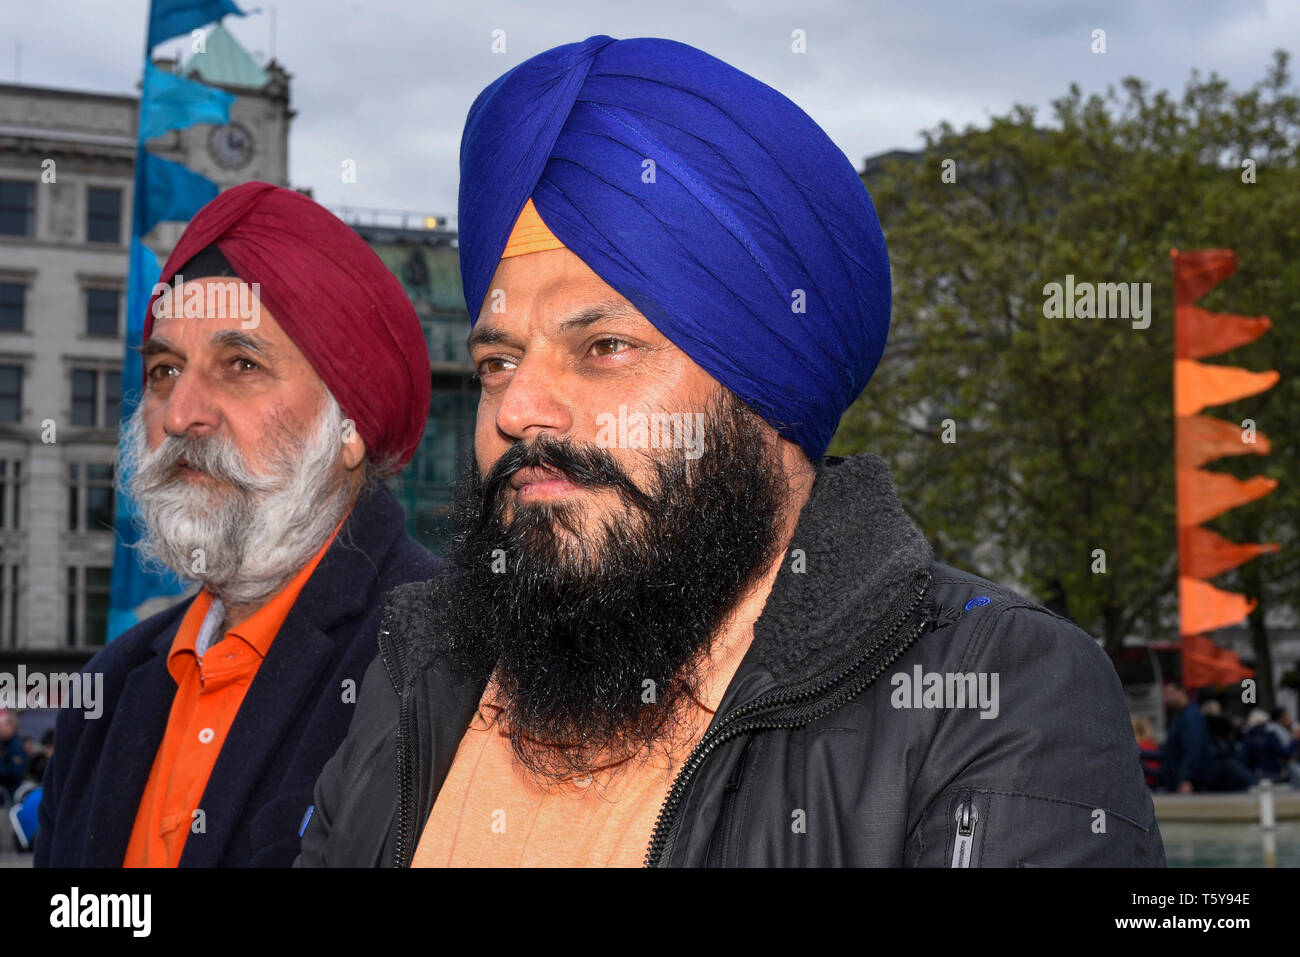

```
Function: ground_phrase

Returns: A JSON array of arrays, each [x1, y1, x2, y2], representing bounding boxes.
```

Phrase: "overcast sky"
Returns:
[[5, 0, 1297, 217]]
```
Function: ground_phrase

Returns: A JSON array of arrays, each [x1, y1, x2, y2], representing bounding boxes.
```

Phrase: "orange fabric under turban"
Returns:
[[501, 198, 566, 258]]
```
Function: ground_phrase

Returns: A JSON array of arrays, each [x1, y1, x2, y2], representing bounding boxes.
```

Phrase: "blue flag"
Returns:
[[108, 0, 239, 641], [139, 60, 235, 142], [107, 239, 190, 641], [148, 0, 247, 50], [138, 151, 219, 236]]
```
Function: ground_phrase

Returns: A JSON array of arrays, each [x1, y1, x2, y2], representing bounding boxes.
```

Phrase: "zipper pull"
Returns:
[[951, 801, 978, 867]]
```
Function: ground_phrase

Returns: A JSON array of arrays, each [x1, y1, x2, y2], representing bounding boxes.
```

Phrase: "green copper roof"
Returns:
[[182, 23, 269, 91]]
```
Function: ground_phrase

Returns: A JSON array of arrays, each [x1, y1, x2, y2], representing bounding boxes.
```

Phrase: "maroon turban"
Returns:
[[144, 181, 431, 470]]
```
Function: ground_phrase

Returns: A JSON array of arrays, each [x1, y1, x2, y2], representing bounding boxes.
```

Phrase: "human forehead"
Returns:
[[473, 248, 662, 342], [481, 248, 633, 314], [149, 277, 294, 349]]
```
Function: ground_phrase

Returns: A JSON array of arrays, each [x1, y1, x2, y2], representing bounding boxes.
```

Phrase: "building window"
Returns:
[[0, 181, 35, 237], [0, 565, 18, 648], [0, 459, 21, 530], [86, 288, 120, 337], [0, 365, 20, 423], [68, 462, 115, 532], [0, 283, 23, 331], [67, 565, 111, 647], [70, 367, 121, 427], [106, 370, 121, 425], [86, 187, 123, 244], [71, 370, 96, 426]]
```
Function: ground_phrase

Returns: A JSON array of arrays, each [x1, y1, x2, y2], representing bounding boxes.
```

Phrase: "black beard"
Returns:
[[441, 390, 792, 783]]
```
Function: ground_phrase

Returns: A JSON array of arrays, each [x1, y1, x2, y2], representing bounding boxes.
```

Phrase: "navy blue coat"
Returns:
[[1162, 702, 1212, 789], [36, 482, 440, 867]]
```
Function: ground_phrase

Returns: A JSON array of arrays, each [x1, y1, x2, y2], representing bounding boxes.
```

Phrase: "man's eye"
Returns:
[[590, 338, 630, 357], [147, 363, 177, 381], [476, 357, 516, 376], [231, 357, 261, 373]]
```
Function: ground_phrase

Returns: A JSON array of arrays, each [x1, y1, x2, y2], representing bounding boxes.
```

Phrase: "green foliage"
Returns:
[[835, 51, 1300, 659]]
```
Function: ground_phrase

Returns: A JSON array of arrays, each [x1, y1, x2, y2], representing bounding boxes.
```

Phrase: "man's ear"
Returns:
[[341, 417, 367, 471]]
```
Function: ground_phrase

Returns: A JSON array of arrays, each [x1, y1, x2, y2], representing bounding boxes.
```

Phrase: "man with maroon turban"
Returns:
[[36, 182, 438, 867]]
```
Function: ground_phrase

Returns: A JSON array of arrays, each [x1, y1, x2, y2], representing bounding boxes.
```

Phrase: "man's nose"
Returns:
[[493, 355, 574, 442], [161, 368, 221, 438]]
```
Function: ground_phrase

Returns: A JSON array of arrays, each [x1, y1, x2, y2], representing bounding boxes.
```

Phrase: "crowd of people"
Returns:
[[1136, 684, 1300, 793], [0, 709, 50, 852]]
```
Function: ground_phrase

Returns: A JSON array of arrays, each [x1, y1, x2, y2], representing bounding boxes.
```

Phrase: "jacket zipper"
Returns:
[[951, 800, 978, 867], [377, 609, 416, 868], [704, 737, 751, 867], [643, 568, 934, 867]]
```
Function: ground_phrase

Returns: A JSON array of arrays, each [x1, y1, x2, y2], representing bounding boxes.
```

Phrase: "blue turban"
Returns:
[[458, 35, 891, 460]]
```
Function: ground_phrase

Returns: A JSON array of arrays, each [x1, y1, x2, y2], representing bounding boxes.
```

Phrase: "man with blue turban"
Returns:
[[300, 36, 1163, 867]]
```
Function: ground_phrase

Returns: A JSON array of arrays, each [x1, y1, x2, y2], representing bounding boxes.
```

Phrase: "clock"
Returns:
[[207, 122, 255, 170]]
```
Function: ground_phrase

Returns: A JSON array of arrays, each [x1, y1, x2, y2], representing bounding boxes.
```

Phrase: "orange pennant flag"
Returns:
[[1175, 305, 1272, 360], [1171, 248, 1238, 306], [1180, 577, 1257, 636], [1175, 414, 1271, 468], [1176, 469, 1278, 526], [1179, 525, 1280, 579], [1182, 633, 1254, 690], [1174, 359, 1280, 416]]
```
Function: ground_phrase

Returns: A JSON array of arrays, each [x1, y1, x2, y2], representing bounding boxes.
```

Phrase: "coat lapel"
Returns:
[[82, 608, 189, 866], [182, 611, 337, 865]]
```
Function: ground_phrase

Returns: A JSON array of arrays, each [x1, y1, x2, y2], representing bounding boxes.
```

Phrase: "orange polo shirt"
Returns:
[[411, 622, 754, 867], [123, 516, 346, 867]]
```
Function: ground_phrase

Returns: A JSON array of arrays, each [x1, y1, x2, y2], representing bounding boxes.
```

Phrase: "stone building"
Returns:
[[348, 215, 476, 553]]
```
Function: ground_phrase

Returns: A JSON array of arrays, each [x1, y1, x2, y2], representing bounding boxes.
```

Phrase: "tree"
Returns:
[[836, 51, 1300, 673]]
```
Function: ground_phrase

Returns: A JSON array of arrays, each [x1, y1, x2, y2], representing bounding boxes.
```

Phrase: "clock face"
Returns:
[[207, 122, 255, 170]]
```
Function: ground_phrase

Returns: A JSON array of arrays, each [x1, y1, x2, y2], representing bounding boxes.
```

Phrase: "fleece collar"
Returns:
[[745, 453, 935, 689]]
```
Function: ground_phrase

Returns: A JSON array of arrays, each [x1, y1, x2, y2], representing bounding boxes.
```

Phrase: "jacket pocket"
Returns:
[[703, 736, 753, 868], [915, 787, 1160, 867]]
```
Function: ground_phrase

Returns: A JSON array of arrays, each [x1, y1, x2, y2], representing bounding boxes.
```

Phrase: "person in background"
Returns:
[[1266, 708, 1293, 757], [1288, 719, 1300, 789], [1163, 685, 1253, 793], [1242, 708, 1290, 783], [1132, 715, 1161, 789], [0, 710, 28, 800], [26, 730, 53, 785]]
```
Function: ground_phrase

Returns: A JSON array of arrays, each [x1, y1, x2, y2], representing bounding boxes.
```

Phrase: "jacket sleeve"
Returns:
[[905, 606, 1165, 867], [295, 649, 397, 867]]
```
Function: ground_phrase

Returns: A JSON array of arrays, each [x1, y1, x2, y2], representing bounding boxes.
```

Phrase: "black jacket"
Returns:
[[298, 455, 1165, 867], [36, 482, 440, 867]]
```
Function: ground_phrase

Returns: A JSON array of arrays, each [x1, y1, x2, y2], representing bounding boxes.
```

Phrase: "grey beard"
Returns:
[[118, 393, 355, 607]]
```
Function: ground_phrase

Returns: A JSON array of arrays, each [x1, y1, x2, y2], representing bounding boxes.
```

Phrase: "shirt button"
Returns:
[[198, 728, 215, 744]]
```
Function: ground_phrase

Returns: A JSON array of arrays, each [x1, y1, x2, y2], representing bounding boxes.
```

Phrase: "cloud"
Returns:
[[6, 0, 1295, 215]]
